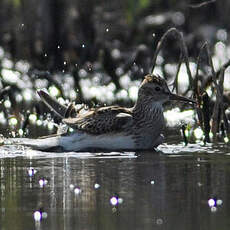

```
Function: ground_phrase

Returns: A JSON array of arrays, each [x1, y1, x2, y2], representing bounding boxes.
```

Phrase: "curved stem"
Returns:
[[151, 27, 193, 88]]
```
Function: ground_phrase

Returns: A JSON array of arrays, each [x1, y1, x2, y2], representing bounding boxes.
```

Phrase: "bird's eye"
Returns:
[[155, 86, 161, 91]]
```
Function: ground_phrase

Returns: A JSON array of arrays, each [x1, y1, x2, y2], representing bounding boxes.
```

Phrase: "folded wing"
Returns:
[[63, 106, 133, 135]]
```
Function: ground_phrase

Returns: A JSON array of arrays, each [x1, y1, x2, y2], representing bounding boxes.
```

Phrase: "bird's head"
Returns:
[[138, 74, 196, 104]]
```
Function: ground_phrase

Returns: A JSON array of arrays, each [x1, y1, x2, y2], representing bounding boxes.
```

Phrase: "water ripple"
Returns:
[[0, 140, 229, 159]]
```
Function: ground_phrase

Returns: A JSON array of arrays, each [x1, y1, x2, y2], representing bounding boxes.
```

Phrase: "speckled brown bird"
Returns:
[[22, 74, 196, 152]]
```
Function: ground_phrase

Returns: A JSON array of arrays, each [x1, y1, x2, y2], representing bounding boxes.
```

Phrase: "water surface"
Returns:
[[0, 142, 230, 230]]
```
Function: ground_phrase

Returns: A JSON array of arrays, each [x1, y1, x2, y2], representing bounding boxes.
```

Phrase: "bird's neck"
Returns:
[[131, 97, 165, 146], [132, 97, 163, 119]]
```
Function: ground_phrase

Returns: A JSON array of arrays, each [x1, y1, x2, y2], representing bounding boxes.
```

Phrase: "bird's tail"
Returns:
[[37, 89, 77, 118], [7, 135, 63, 152]]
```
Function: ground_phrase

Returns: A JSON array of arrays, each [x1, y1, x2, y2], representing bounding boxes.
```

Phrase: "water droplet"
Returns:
[[111, 49, 120, 59], [39, 178, 48, 188], [172, 12, 185, 25], [208, 198, 216, 207], [211, 206, 217, 212], [115, 67, 124, 76], [48, 86, 60, 97], [110, 196, 118, 206], [28, 167, 37, 177], [69, 184, 75, 190], [224, 137, 229, 143], [33, 210, 48, 221], [47, 122, 55, 131], [78, 69, 87, 78], [74, 187, 81, 195], [33, 211, 42, 221], [216, 29, 227, 41], [194, 128, 203, 139], [184, 129, 189, 138], [69, 128, 74, 132], [11, 131, 16, 138], [42, 212, 48, 219], [112, 207, 117, 213], [129, 86, 138, 101], [29, 114, 37, 124], [9, 117, 17, 126], [36, 119, 42, 126], [118, 198, 123, 204], [216, 199, 223, 206], [18, 129, 24, 136], [2, 69, 19, 83], [156, 218, 163, 225], [22, 88, 34, 102], [197, 182, 202, 187], [94, 183, 100, 189], [0, 135, 5, 145], [4, 100, 11, 108], [15, 94, 23, 102]]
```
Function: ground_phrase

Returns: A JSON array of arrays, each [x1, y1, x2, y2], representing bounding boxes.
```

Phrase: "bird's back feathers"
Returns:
[[63, 106, 133, 135]]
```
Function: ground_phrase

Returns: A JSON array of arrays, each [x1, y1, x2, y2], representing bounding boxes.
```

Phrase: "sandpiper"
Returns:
[[24, 74, 196, 151]]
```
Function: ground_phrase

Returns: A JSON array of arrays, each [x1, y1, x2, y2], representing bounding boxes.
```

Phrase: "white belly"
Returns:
[[12, 131, 163, 151], [14, 132, 136, 151], [59, 132, 136, 151]]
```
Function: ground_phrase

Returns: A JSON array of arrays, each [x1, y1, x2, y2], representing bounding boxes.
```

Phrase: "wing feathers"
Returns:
[[37, 89, 133, 135], [63, 107, 133, 134]]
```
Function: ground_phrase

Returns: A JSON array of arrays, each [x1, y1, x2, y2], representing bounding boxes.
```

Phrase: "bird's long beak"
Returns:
[[169, 93, 196, 104]]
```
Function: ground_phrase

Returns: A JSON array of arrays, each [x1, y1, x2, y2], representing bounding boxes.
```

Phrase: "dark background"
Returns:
[[0, 0, 229, 74], [0, 0, 229, 138]]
